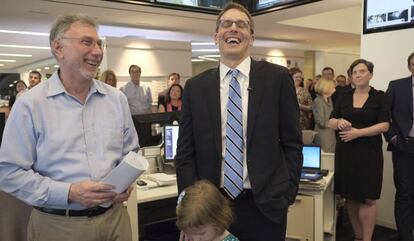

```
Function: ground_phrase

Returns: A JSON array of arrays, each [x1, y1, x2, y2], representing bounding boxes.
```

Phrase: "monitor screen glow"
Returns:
[[164, 125, 179, 161], [302, 145, 321, 169]]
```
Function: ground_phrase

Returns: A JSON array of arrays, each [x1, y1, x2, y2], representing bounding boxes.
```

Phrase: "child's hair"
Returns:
[[176, 180, 233, 235]]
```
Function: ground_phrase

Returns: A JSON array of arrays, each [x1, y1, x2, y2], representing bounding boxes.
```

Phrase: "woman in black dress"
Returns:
[[328, 59, 390, 241]]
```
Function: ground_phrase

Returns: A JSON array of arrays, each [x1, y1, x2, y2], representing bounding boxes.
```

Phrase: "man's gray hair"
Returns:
[[49, 13, 98, 49]]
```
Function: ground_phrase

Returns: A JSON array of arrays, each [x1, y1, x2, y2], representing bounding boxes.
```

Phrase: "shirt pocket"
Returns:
[[102, 125, 123, 154]]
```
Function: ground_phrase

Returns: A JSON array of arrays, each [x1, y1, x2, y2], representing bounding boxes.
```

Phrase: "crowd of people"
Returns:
[[1, 3, 414, 241]]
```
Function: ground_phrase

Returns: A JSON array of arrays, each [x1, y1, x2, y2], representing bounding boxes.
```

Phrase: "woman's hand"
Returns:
[[337, 118, 352, 131], [339, 128, 361, 142]]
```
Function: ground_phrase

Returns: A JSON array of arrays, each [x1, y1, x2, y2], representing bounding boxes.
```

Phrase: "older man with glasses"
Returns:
[[0, 13, 139, 241]]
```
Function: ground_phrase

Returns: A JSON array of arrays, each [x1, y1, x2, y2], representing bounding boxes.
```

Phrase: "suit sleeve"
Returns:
[[278, 71, 303, 204], [174, 81, 197, 192], [384, 82, 397, 141]]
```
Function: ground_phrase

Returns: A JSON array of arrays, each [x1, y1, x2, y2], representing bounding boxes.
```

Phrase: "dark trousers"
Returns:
[[392, 143, 414, 241], [227, 193, 287, 241]]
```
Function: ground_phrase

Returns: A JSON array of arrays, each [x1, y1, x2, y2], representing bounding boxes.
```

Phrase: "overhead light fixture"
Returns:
[[54, 65, 59, 68], [0, 29, 49, 36], [191, 59, 204, 62], [192, 49, 219, 52], [0, 44, 50, 50], [0, 59, 16, 62], [198, 56, 219, 62], [0, 64, 5, 67], [36, 68, 41, 71], [44, 67, 50, 70], [202, 54, 221, 58], [191, 42, 215, 46], [9, 84, 14, 87], [0, 53, 32, 57]]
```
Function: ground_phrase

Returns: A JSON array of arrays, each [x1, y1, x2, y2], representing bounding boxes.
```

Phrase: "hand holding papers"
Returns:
[[100, 151, 148, 208]]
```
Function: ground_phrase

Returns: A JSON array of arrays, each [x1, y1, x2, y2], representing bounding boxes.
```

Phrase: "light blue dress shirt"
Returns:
[[0, 71, 139, 210], [120, 81, 152, 115]]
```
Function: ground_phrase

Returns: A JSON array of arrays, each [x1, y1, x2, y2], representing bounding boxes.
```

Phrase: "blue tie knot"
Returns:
[[228, 69, 240, 79]]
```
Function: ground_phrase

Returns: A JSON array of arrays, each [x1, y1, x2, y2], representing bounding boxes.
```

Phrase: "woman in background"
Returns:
[[328, 59, 390, 241], [8, 80, 27, 109], [158, 84, 183, 112], [100, 70, 117, 88], [290, 67, 312, 130], [312, 78, 336, 153]]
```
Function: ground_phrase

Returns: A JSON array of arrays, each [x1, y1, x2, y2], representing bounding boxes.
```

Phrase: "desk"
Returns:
[[286, 172, 335, 241], [127, 173, 335, 241]]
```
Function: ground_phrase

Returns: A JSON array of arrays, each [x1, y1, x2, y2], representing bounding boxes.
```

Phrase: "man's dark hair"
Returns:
[[349, 59, 374, 74], [128, 65, 141, 74], [30, 70, 42, 80], [215, 2, 254, 34], [169, 72, 180, 80], [322, 67, 334, 75], [408, 52, 414, 66]]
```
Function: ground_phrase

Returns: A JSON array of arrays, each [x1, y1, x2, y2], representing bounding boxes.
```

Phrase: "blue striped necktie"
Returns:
[[224, 69, 244, 199]]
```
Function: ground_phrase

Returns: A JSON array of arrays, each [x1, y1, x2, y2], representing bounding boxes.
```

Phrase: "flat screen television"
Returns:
[[132, 111, 181, 148], [363, 0, 414, 34], [253, 0, 320, 14]]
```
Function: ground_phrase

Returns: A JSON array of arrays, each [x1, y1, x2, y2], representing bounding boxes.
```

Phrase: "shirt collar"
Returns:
[[46, 70, 107, 97], [219, 57, 251, 82]]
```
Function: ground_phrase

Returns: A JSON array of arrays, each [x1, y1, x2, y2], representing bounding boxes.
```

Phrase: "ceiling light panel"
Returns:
[[0, 53, 32, 57], [0, 29, 49, 36]]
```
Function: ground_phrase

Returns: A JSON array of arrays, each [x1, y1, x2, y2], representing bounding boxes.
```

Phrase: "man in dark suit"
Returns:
[[384, 51, 414, 241], [174, 3, 302, 241]]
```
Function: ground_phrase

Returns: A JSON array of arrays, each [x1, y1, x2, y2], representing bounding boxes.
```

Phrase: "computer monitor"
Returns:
[[132, 111, 180, 148], [302, 145, 321, 170], [164, 125, 179, 162]]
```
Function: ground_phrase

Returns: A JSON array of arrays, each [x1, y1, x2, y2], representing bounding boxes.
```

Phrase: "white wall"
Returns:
[[361, 27, 414, 229], [315, 51, 359, 77]]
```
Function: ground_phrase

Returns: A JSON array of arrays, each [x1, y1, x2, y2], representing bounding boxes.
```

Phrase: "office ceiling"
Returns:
[[0, 0, 362, 72]]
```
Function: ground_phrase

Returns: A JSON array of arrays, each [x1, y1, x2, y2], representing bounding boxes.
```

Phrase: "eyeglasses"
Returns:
[[61, 37, 105, 50], [219, 19, 250, 29]]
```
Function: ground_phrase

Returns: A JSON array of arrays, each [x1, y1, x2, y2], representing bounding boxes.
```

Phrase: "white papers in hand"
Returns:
[[101, 150, 148, 190]]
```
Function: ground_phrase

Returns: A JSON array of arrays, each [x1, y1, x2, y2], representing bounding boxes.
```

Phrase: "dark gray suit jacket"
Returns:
[[384, 76, 413, 150], [174, 59, 303, 223]]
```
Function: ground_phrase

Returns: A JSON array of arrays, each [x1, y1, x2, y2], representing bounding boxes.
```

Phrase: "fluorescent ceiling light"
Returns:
[[191, 42, 215, 46], [0, 29, 49, 36], [54, 65, 59, 68], [44, 67, 50, 70], [36, 68, 41, 71], [198, 56, 219, 62], [202, 54, 220, 58], [0, 53, 32, 57], [0, 64, 5, 67], [192, 49, 219, 52], [0, 44, 50, 50], [0, 59, 16, 62], [9, 84, 14, 87], [191, 59, 204, 62]]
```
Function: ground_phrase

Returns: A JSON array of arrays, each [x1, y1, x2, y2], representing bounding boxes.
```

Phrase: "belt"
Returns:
[[220, 188, 253, 201], [34, 205, 112, 217]]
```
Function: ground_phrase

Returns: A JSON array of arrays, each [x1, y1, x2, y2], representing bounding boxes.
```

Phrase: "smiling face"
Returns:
[[214, 8, 254, 66], [169, 85, 182, 101], [53, 21, 103, 81], [293, 72, 303, 87]]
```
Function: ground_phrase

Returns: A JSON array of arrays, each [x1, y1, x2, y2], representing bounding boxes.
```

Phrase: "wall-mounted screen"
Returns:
[[364, 0, 414, 34]]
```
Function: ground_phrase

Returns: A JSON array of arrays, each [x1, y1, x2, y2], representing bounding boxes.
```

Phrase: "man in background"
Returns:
[[28, 70, 42, 89], [0, 13, 139, 241], [335, 74, 347, 87], [322, 66, 335, 80], [157, 72, 180, 109], [385, 51, 414, 241], [121, 65, 152, 114]]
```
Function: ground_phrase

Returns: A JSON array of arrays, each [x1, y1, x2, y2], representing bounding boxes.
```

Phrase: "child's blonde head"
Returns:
[[176, 180, 233, 235]]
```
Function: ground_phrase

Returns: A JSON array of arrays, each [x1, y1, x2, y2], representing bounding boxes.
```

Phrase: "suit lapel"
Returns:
[[206, 68, 222, 161], [247, 60, 264, 148]]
